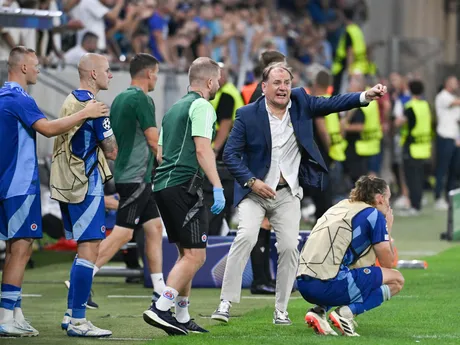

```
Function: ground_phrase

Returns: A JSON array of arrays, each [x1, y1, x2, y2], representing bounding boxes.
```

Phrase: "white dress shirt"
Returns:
[[263, 92, 369, 196], [435, 89, 460, 139], [264, 100, 302, 197]]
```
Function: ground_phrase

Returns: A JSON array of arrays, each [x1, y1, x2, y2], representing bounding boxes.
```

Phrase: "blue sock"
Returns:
[[67, 256, 78, 311], [349, 287, 384, 315], [71, 258, 94, 320], [0, 284, 21, 310], [14, 289, 22, 309]]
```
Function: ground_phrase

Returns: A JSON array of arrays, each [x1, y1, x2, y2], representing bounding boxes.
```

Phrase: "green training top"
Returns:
[[154, 92, 216, 191], [110, 86, 156, 183]]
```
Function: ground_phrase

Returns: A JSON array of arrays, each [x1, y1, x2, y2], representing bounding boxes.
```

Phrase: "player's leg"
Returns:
[[94, 225, 133, 270], [141, 192, 165, 302], [0, 195, 41, 337], [212, 194, 266, 322], [329, 266, 404, 336], [267, 187, 301, 325], [63, 196, 111, 337]]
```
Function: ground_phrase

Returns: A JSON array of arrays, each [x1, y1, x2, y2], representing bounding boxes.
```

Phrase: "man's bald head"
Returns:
[[78, 53, 112, 91]]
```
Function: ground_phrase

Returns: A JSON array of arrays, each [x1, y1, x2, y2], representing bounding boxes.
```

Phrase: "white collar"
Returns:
[[264, 99, 292, 119]]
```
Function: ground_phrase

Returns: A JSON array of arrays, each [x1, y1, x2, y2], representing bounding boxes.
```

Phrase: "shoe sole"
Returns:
[[142, 310, 187, 336], [67, 330, 112, 337], [305, 314, 326, 335], [0, 332, 38, 337], [86, 304, 98, 310], [272, 320, 292, 325], [211, 314, 229, 323], [329, 312, 359, 336]]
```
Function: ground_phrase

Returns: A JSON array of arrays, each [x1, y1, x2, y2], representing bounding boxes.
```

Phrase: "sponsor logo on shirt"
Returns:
[[103, 118, 112, 130], [101, 225, 106, 233], [363, 268, 371, 274], [30, 223, 38, 231]]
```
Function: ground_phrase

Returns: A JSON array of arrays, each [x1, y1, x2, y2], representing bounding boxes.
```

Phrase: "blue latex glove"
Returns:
[[211, 187, 225, 215]]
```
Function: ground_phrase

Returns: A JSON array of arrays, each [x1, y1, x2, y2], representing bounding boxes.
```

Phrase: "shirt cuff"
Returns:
[[360, 91, 370, 105]]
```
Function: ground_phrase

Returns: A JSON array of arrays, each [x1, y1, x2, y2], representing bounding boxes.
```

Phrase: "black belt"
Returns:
[[276, 183, 288, 191]]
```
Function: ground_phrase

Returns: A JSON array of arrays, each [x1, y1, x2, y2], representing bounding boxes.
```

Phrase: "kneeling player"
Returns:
[[296, 176, 404, 336]]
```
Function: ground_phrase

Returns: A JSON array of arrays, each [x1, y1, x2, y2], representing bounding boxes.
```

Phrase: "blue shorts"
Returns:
[[59, 195, 106, 242], [297, 267, 383, 307], [0, 194, 42, 240]]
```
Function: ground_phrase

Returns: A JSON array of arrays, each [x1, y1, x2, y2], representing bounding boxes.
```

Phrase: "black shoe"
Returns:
[[250, 284, 276, 295], [125, 276, 142, 284], [152, 292, 161, 303], [143, 303, 188, 336], [268, 280, 276, 289], [86, 294, 99, 309], [179, 319, 209, 333]]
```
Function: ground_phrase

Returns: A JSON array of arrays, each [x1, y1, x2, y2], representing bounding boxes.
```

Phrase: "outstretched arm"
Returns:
[[306, 84, 387, 117]]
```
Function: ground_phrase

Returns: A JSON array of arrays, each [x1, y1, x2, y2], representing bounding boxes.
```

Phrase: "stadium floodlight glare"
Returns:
[[0, 6, 62, 30]]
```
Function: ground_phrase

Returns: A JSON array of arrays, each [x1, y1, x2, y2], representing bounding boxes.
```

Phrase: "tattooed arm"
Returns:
[[99, 135, 118, 160]]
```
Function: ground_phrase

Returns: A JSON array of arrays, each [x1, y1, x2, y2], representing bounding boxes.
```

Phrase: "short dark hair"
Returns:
[[129, 53, 159, 78], [188, 57, 220, 85], [349, 175, 388, 206], [262, 62, 293, 83], [8, 46, 36, 70], [253, 63, 263, 79], [260, 50, 286, 69], [343, 7, 355, 21], [315, 70, 332, 89], [82, 32, 98, 42], [408, 80, 424, 96]]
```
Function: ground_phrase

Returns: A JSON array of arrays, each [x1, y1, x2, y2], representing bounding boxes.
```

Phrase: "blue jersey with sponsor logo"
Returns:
[[0, 82, 46, 201], [341, 207, 388, 270], [70, 90, 113, 197]]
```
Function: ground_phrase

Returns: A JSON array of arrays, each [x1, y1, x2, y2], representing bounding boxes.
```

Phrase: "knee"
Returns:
[[390, 270, 405, 295], [184, 249, 206, 268], [395, 271, 405, 291], [276, 240, 299, 256], [234, 229, 259, 248]]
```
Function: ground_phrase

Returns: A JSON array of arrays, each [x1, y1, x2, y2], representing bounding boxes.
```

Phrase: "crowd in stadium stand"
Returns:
[[0, 0, 368, 77]]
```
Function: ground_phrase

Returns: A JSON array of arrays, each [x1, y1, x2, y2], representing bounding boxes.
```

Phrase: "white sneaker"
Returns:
[[0, 319, 37, 337], [211, 300, 231, 323], [67, 320, 112, 337], [397, 208, 420, 217], [15, 318, 39, 337], [434, 199, 449, 211], [305, 308, 338, 336], [273, 309, 292, 325], [393, 196, 409, 209], [329, 309, 359, 336], [61, 312, 71, 330]]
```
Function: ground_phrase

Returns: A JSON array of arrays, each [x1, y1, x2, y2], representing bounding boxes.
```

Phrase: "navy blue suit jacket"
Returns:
[[223, 87, 365, 206]]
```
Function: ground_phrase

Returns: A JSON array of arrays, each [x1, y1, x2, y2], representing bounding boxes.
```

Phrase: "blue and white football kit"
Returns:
[[0, 82, 46, 241]]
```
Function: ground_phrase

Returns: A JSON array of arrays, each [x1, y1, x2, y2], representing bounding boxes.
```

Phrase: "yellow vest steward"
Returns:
[[209, 82, 244, 131], [50, 94, 112, 203], [332, 23, 368, 75], [322, 94, 346, 162], [297, 199, 372, 280], [355, 100, 382, 156], [403, 99, 432, 159]]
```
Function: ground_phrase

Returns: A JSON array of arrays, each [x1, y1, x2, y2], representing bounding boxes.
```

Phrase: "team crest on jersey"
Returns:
[[363, 268, 371, 274], [101, 226, 106, 233], [30, 223, 38, 231], [102, 118, 111, 130], [163, 291, 174, 300], [134, 217, 140, 225], [177, 300, 188, 308], [201, 234, 207, 243]]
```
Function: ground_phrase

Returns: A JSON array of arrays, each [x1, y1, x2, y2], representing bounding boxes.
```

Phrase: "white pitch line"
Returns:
[[21, 294, 42, 298], [107, 295, 151, 299], [242, 296, 302, 300], [99, 338, 152, 341]]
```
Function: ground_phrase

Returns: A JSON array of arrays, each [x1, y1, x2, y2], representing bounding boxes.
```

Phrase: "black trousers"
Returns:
[[203, 163, 235, 236], [403, 157, 425, 210]]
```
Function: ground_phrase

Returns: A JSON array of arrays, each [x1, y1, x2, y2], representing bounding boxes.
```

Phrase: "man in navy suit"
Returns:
[[211, 62, 387, 325]]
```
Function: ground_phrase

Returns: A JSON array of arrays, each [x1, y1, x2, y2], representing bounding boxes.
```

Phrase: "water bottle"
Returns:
[[396, 260, 427, 269]]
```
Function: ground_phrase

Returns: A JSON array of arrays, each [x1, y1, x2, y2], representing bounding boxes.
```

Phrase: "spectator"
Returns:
[[70, 0, 124, 52], [433, 76, 460, 210], [147, 0, 177, 65], [64, 32, 99, 66]]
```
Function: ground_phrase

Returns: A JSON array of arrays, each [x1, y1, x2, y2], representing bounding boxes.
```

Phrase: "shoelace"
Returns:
[[276, 310, 289, 320], [218, 302, 230, 313]]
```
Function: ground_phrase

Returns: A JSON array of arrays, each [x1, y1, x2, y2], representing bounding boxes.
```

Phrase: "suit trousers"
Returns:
[[220, 187, 301, 312]]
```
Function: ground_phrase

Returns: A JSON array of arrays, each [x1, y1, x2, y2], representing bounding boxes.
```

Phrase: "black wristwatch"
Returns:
[[244, 177, 256, 188]]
